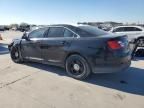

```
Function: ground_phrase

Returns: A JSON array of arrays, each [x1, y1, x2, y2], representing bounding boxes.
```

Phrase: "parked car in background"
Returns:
[[110, 26, 144, 46], [18, 25, 30, 32], [4, 26, 10, 31], [9, 25, 131, 80], [0, 26, 5, 31], [11, 27, 17, 31], [30, 25, 46, 31]]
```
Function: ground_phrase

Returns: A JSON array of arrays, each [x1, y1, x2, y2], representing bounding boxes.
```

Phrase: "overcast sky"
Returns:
[[0, 0, 144, 25]]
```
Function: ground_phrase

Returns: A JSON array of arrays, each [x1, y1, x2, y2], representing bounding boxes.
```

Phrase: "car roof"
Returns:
[[48, 24, 77, 29], [113, 25, 144, 30]]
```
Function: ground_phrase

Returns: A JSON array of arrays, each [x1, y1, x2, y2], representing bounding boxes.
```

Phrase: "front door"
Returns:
[[41, 27, 74, 65], [21, 28, 48, 62]]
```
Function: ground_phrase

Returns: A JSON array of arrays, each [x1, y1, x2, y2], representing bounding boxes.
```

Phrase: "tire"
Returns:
[[10, 47, 23, 63], [65, 54, 91, 80], [137, 38, 144, 47]]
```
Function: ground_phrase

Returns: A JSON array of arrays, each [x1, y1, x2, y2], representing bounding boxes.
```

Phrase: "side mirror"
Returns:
[[22, 32, 30, 41]]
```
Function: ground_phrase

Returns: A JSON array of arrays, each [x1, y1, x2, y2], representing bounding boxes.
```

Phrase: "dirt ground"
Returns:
[[0, 31, 144, 108]]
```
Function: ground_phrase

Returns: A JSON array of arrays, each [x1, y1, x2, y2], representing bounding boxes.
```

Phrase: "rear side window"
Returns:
[[64, 29, 74, 37], [78, 26, 108, 36], [48, 27, 64, 37], [29, 28, 47, 38], [124, 27, 135, 31], [134, 27, 142, 31], [124, 27, 142, 32]]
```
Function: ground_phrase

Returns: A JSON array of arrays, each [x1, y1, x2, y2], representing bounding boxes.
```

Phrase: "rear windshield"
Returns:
[[77, 26, 108, 37]]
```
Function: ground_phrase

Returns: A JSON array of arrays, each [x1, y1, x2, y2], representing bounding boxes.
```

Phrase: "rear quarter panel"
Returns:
[[68, 37, 107, 67], [68, 35, 131, 68]]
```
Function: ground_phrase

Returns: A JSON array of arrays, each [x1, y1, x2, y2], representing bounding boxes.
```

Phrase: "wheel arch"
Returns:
[[65, 52, 83, 62], [136, 36, 144, 41], [12, 43, 21, 53], [131, 36, 144, 44], [11, 42, 23, 60]]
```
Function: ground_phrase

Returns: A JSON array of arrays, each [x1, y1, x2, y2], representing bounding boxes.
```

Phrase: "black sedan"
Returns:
[[9, 25, 131, 80]]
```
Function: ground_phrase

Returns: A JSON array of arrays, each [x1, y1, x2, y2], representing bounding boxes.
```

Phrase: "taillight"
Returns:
[[107, 40, 124, 50]]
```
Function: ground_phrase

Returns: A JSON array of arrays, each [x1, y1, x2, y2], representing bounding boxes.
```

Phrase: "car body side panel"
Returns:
[[41, 37, 73, 66], [20, 38, 43, 62], [67, 36, 131, 73], [66, 37, 107, 69]]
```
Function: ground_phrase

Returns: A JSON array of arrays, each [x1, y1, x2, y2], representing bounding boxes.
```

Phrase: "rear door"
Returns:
[[21, 28, 48, 62], [41, 27, 74, 65]]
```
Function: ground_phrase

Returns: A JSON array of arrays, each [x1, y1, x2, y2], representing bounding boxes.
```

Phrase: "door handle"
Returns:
[[60, 41, 66, 44], [60, 41, 69, 45], [36, 42, 41, 44]]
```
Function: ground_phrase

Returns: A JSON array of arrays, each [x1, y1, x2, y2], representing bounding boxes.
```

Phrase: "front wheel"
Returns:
[[10, 47, 23, 63], [65, 55, 91, 80]]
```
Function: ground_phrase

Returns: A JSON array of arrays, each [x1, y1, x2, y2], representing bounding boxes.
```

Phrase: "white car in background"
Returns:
[[110, 26, 144, 46]]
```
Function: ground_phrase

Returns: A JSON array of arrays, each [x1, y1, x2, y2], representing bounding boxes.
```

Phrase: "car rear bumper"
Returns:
[[92, 61, 131, 73], [90, 56, 131, 74]]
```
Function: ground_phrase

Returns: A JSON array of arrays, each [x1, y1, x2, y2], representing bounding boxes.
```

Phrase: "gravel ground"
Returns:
[[0, 31, 144, 108]]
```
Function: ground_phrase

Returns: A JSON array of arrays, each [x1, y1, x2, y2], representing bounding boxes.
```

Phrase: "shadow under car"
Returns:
[[23, 61, 144, 96]]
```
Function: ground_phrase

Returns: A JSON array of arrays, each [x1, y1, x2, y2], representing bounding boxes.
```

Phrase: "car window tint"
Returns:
[[134, 27, 142, 31], [48, 27, 64, 37], [64, 29, 74, 37], [124, 27, 134, 31], [124, 27, 142, 32], [113, 27, 124, 32], [78, 26, 108, 36], [29, 28, 47, 38]]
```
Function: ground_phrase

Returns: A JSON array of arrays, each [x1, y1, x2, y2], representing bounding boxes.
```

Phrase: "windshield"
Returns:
[[77, 26, 108, 37]]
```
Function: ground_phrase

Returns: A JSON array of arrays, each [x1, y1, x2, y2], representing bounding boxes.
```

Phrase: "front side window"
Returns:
[[64, 29, 74, 37], [28, 28, 47, 38], [48, 27, 64, 37], [113, 27, 125, 32]]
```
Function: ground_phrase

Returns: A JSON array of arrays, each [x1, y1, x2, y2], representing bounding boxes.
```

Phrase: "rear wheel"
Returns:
[[66, 55, 91, 80], [10, 47, 23, 63]]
